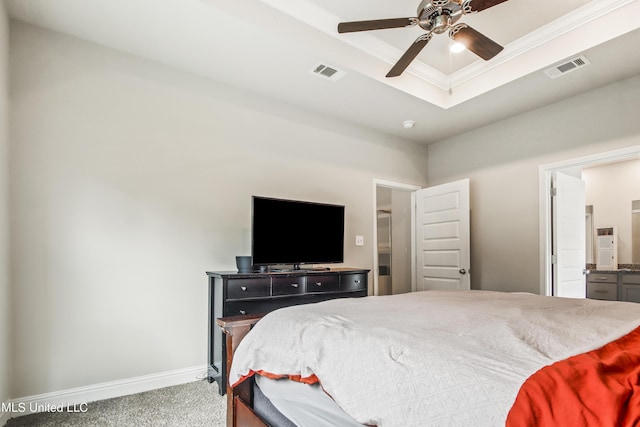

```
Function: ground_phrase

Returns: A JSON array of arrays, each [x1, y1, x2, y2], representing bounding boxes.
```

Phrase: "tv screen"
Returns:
[[251, 196, 345, 268]]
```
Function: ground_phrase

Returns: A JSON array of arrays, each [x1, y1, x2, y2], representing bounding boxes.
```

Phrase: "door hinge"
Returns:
[[551, 254, 558, 264], [550, 187, 557, 197]]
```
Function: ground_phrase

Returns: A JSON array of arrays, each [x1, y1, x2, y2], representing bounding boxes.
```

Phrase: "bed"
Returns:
[[217, 290, 640, 426]]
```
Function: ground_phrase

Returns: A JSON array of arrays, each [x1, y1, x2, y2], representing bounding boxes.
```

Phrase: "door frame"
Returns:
[[539, 145, 640, 296], [372, 179, 421, 296]]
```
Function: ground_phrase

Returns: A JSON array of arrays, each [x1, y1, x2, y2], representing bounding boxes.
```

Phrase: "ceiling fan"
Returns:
[[337, 0, 507, 77]]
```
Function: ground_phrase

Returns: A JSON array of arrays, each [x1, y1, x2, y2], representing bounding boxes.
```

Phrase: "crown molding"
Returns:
[[259, 0, 640, 107]]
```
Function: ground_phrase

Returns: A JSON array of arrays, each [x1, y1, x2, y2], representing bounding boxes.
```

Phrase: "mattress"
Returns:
[[254, 374, 364, 427]]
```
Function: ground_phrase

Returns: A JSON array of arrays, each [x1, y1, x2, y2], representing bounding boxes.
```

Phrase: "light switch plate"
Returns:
[[355, 235, 364, 246]]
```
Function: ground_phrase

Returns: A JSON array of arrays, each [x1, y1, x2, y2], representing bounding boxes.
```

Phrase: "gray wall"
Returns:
[[8, 21, 428, 398], [427, 75, 640, 294], [0, 1, 10, 416], [583, 159, 640, 264]]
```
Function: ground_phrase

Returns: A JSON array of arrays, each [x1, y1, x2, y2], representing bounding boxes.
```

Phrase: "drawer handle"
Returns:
[[240, 286, 247, 291], [597, 277, 609, 280], [594, 290, 608, 294], [354, 280, 360, 284], [316, 282, 322, 287], [291, 283, 299, 288], [239, 310, 246, 315]]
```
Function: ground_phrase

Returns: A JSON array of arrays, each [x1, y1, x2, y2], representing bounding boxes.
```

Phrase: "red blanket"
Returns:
[[506, 325, 640, 427]]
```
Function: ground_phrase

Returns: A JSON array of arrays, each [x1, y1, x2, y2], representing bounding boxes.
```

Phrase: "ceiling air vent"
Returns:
[[310, 63, 346, 82], [543, 55, 591, 79]]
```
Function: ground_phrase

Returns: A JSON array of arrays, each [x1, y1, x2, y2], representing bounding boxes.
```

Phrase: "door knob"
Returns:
[[459, 269, 466, 275]]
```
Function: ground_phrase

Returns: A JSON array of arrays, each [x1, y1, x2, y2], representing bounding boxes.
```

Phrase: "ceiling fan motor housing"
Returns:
[[417, 0, 464, 34]]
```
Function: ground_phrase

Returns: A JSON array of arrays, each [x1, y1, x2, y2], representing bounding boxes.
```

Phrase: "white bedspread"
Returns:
[[229, 290, 640, 427]]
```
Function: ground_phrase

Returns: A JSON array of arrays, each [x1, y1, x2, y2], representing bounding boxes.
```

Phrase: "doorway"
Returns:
[[372, 179, 471, 295], [372, 180, 420, 296], [539, 145, 640, 296]]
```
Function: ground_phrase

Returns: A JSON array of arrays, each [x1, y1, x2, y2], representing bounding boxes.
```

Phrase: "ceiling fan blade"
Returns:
[[338, 18, 416, 33], [451, 25, 503, 60], [386, 34, 432, 78], [466, 0, 509, 12]]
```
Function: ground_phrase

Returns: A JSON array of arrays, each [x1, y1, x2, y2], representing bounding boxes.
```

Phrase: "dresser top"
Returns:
[[206, 267, 370, 279]]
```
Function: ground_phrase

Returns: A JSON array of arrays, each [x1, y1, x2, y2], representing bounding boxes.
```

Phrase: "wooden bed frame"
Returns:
[[216, 313, 269, 427]]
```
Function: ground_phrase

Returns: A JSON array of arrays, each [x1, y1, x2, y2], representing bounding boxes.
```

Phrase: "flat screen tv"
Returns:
[[251, 196, 345, 269]]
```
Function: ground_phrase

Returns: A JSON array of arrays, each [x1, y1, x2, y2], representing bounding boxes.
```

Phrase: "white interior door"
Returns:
[[415, 179, 470, 291], [553, 172, 586, 298]]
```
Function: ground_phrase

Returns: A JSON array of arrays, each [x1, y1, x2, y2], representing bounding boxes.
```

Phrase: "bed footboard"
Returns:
[[216, 313, 267, 427]]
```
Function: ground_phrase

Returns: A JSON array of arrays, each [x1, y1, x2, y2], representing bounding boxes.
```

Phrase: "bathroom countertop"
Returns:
[[588, 269, 640, 274], [586, 264, 640, 274]]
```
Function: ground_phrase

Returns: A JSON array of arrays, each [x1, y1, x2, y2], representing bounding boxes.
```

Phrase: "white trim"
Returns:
[[1, 364, 207, 420], [373, 179, 422, 191], [0, 410, 9, 426], [410, 189, 418, 294], [372, 179, 422, 296], [539, 145, 640, 296]]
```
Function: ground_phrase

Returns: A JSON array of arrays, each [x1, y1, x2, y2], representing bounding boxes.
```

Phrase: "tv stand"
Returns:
[[205, 267, 369, 394]]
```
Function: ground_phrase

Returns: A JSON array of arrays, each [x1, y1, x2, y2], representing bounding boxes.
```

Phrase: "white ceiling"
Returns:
[[6, 0, 640, 144]]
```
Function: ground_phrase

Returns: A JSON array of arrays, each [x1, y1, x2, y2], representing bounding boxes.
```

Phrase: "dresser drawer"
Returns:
[[227, 278, 270, 300], [586, 282, 617, 301], [587, 273, 617, 283], [307, 274, 340, 293], [341, 273, 367, 292], [224, 302, 266, 316], [272, 276, 306, 296]]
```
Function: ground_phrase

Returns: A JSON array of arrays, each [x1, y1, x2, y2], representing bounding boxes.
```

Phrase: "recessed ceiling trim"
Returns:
[[447, 0, 636, 88], [451, 0, 624, 88], [259, 0, 640, 109], [446, 0, 640, 108]]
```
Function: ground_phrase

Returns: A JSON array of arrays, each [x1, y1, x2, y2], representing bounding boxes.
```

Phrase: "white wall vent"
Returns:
[[543, 55, 591, 79], [310, 63, 346, 82]]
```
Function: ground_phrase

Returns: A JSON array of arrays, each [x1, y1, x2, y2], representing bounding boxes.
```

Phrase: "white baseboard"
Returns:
[[1, 364, 208, 422]]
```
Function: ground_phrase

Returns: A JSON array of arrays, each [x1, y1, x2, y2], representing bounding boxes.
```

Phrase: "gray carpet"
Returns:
[[3, 380, 225, 427]]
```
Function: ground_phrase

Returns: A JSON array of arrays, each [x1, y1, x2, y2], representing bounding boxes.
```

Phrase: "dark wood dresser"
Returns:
[[206, 268, 369, 394]]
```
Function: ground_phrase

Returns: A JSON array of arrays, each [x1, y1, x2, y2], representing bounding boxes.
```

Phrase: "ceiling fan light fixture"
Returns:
[[450, 42, 466, 53]]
